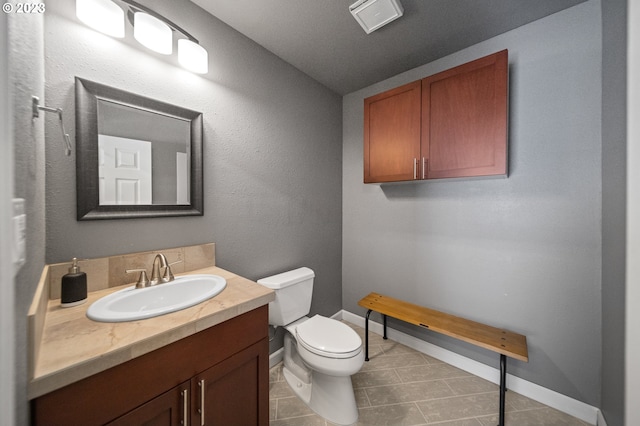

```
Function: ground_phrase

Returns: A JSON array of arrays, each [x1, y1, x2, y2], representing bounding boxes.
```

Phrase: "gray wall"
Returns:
[[601, 0, 627, 424], [8, 11, 46, 426], [44, 0, 342, 319], [343, 0, 602, 407]]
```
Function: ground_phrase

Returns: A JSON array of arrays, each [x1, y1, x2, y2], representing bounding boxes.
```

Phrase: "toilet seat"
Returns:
[[296, 315, 362, 359]]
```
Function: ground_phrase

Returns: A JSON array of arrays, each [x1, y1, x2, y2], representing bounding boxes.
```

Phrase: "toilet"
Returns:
[[257, 267, 364, 425]]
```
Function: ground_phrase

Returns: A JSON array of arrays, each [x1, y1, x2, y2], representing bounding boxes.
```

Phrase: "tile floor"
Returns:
[[269, 322, 590, 426]]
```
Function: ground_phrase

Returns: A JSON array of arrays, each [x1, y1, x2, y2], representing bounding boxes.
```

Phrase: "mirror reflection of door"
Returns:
[[99, 135, 153, 205], [97, 98, 191, 206]]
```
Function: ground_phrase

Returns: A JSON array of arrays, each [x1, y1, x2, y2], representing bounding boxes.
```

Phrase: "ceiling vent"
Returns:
[[349, 0, 404, 34]]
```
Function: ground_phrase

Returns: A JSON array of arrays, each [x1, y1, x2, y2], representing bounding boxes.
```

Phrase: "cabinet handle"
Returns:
[[413, 158, 418, 180], [181, 389, 188, 425], [198, 379, 205, 426], [422, 157, 426, 179]]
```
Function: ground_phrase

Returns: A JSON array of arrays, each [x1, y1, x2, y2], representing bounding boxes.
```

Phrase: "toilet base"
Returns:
[[282, 332, 360, 425], [282, 366, 359, 426]]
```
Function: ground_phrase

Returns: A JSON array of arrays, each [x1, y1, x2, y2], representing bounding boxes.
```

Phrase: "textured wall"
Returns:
[[9, 10, 46, 426], [43, 0, 342, 323], [343, 1, 602, 406]]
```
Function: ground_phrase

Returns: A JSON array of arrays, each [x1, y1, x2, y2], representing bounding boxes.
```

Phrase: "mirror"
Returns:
[[75, 77, 203, 220]]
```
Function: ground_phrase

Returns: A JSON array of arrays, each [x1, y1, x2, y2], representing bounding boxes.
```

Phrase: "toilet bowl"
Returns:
[[257, 268, 364, 425]]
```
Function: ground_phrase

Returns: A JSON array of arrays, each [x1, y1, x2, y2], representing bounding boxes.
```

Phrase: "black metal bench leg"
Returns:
[[383, 314, 388, 339], [365, 309, 372, 361], [499, 354, 507, 426]]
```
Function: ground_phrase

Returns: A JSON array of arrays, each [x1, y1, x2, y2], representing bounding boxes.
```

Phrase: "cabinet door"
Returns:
[[422, 50, 508, 179], [192, 339, 269, 426], [107, 381, 190, 426], [364, 80, 421, 183]]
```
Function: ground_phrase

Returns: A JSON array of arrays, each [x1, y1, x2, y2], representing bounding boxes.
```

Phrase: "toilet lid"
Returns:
[[296, 315, 362, 358]]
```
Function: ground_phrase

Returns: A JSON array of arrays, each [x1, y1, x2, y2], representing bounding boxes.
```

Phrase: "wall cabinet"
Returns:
[[364, 50, 508, 183], [31, 306, 269, 426]]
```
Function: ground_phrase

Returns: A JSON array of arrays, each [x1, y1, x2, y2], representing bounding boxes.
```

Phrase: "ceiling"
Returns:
[[192, 0, 588, 95]]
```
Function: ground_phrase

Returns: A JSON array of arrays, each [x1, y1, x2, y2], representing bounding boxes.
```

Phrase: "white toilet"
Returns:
[[257, 267, 364, 425]]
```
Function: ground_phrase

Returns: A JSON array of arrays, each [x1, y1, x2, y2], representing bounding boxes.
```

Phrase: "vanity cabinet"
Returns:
[[194, 340, 264, 425], [364, 50, 508, 183], [31, 306, 269, 426]]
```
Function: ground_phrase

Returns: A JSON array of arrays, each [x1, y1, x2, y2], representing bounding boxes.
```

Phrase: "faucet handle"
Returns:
[[126, 268, 150, 289], [163, 260, 182, 282]]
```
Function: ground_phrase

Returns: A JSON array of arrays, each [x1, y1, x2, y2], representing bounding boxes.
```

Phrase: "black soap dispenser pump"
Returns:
[[61, 258, 87, 308]]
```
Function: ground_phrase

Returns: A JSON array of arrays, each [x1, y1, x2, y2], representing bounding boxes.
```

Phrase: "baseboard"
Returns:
[[269, 347, 284, 369], [597, 409, 608, 426], [340, 310, 600, 425]]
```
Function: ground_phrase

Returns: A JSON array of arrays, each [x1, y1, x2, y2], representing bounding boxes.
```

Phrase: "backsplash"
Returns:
[[46, 243, 215, 300]]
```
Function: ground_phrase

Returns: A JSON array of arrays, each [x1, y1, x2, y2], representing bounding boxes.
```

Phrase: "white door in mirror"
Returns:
[[98, 135, 152, 205]]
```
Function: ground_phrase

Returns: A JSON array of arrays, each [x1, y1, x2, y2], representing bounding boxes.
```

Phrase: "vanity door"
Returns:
[[106, 381, 190, 426], [192, 340, 269, 426]]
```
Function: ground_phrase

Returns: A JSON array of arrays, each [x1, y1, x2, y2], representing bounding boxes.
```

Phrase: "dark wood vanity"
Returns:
[[31, 306, 269, 425]]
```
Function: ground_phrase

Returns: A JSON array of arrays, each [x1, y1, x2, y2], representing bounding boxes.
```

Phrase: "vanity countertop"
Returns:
[[28, 265, 274, 399]]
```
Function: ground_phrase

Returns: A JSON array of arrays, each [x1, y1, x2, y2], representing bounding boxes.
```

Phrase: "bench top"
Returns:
[[358, 292, 528, 362]]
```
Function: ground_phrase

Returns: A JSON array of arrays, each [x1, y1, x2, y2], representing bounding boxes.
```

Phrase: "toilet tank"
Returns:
[[257, 267, 315, 326]]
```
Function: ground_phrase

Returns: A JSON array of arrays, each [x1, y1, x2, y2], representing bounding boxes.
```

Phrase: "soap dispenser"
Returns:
[[61, 258, 87, 308]]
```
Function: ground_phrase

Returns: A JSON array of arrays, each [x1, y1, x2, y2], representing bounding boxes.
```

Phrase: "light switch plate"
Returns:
[[12, 198, 25, 271]]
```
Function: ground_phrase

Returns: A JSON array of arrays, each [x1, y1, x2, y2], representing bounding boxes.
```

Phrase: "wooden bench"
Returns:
[[358, 292, 528, 426]]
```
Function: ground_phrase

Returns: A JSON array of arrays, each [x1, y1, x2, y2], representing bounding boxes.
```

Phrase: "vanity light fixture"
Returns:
[[75, 0, 209, 74]]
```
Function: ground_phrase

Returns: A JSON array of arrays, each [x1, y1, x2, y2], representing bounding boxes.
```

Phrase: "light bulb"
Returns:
[[134, 12, 173, 55], [76, 0, 124, 38], [178, 39, 208, 74]]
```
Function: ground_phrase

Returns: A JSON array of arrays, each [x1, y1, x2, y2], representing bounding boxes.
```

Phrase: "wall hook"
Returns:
[[32, 96, 72, 156]]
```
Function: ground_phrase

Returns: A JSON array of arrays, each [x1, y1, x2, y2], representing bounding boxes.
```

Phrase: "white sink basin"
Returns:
[[86, 274, 227, 322]]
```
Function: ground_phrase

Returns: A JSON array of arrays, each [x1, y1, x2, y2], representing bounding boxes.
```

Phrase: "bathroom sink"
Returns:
[[86, 274, 227, 322]]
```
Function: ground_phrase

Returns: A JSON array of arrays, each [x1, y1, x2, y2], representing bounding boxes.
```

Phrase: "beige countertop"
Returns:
[[28, 266, 274, 399]]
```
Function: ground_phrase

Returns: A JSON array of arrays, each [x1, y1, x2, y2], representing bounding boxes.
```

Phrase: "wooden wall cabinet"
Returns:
[[364, 50, 508, 183], [31, 306, 269, 426], [364, 80, 422, 183]]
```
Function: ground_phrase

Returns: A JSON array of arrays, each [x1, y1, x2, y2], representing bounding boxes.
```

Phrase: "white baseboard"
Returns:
[[269, 347, 284, 369], [339, 310, 600, 425], [597, 409, 608, 426]]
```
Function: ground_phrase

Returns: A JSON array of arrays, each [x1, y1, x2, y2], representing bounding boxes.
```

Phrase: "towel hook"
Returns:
[[31, 96, 72, 156]]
